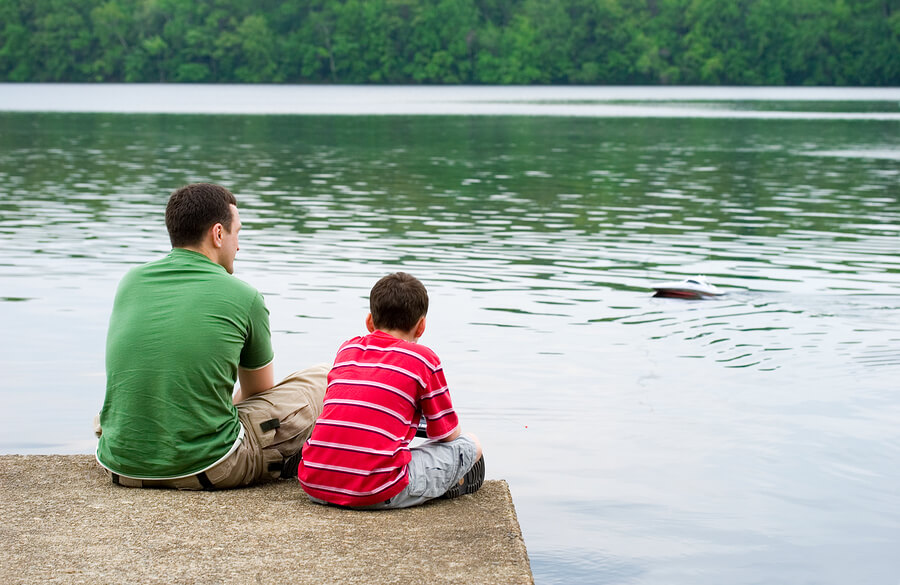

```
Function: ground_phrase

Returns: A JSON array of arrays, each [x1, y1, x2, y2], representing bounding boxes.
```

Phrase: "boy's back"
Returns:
[[298, 330, 459, 507]]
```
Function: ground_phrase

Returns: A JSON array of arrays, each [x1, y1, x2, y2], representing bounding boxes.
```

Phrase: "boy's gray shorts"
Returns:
[[310, 435, 479, 509]]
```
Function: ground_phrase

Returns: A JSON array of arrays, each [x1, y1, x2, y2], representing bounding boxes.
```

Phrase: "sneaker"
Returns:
[[280, 449, 303, 479], [442, 455, 485, 499]]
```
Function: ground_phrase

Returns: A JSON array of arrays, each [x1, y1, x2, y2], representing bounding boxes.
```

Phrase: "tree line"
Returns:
[[1, 0, 898, 85]]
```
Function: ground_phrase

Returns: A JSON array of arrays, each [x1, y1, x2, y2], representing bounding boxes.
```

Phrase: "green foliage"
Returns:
[[0, 0, 896, 84]]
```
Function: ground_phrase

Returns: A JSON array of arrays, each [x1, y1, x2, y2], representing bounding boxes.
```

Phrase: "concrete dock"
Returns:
[[0, 455, 532, 584]]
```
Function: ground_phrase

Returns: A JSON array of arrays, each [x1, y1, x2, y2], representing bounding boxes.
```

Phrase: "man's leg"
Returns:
[[99, 364, 328, 490], [205, 363, 328, 489]]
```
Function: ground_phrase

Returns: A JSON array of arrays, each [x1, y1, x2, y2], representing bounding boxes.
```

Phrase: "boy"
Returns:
[[298, 272, 484, 508]]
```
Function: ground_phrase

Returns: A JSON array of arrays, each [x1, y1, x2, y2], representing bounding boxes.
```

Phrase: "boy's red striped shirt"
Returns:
[[298, 330, 459, 506]]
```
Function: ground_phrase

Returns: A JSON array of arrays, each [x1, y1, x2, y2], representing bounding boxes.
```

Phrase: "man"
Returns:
[[96, 183, 326, 489]]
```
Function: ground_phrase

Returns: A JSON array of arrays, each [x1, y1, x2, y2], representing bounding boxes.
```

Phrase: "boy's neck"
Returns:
[[367, 313, 426, 343], [376, 328, 418, 343]]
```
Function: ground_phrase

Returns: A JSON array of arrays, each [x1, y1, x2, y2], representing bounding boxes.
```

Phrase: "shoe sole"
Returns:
[[443, 455, 485, 499], [280, 449, 303, 479]]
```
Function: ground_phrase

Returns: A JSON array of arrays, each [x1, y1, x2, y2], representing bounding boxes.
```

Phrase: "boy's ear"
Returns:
[[413, 316, 426, 340], [365, 313, 376, 333]]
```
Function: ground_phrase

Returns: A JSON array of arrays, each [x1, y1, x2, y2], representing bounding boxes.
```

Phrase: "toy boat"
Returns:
[[652, 276, 724, 299]]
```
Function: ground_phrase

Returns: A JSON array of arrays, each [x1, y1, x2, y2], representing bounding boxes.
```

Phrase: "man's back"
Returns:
[[97, 248, 272, 478]]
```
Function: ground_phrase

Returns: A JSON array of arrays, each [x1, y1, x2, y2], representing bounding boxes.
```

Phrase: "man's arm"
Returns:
[[233, 362, 275, 404]]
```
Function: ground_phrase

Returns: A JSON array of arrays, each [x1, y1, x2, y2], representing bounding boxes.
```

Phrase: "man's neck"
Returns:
[[179, 244, 217, 264]]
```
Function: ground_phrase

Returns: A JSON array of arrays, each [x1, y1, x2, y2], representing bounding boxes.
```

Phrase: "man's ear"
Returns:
[[365, 313, 376, 333], [210, 222, 225, 248], [413, 316, 426, 340]]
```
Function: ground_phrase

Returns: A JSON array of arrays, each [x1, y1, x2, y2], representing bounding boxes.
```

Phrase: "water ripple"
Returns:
[[2, 110, 899, 585]]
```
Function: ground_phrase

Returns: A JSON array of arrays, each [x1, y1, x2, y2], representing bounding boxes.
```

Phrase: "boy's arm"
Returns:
[[416, 348, 461, 439], [416, 416, 462, 443], [416, 416, 461, 442], [439, 425, 461, 443]]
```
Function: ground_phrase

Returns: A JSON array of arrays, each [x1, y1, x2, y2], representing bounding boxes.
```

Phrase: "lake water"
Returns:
[[1, 85, 899, 584]]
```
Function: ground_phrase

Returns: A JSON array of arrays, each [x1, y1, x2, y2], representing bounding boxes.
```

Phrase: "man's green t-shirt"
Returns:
[[97, 248, 274, 478]]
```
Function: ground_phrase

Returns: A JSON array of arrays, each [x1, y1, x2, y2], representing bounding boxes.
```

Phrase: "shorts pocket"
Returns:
[[406, 456, 456, 499], [272, 403, 313, 450], [404, 459, 429, 497]]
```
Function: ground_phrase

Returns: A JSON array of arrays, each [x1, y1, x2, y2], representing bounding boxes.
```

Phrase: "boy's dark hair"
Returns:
[[165, 183, 237, 248], [370, 272, 429, 333]]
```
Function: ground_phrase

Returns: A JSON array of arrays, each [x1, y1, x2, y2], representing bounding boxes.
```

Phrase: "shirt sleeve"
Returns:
[[419, 357, 459, 440], [240, 292, 274, 370]]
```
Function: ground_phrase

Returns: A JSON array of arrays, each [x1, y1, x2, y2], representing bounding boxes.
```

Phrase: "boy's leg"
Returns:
[[362, 435, 482, 509]]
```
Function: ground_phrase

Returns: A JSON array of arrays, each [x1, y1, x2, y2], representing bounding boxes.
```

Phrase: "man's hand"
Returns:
[[233, 363, 275, 404]]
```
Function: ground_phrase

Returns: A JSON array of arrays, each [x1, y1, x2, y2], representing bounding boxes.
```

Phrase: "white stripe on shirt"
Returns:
[[333, 360, 426, 387], [424, 407, 455, 420], [315, 419, 406, 442], [307, 439, 409, 457], [328, 378, 417, 406], [300, 470, 408, 498], [301, 460, 402, 476], [322, 399, 408, 424], [420, 385, 450, 400], [338, 343, 442, 373]]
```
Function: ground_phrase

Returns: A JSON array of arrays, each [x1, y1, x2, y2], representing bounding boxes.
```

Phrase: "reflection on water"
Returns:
[[1, 109, 899, 585], [3, 84, 900, 119]]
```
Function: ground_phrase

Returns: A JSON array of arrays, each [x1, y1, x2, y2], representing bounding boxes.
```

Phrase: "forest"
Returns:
[[1, 0, 898, 85]]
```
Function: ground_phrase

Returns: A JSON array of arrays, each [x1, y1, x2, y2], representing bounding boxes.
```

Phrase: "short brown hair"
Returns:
[[369, 272, 429, 332], [165, 183, 237, 248]]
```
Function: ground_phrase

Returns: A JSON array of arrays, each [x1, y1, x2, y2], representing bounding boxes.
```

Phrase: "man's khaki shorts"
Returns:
[[107, 363, 328, 490]]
